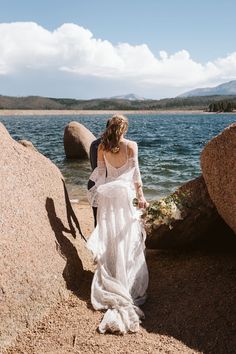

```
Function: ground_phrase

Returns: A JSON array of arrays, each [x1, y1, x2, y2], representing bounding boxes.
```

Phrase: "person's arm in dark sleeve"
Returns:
[[90, 138, 101, 171]]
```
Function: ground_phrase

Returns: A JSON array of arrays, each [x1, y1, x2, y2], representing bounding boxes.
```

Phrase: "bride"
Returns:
[[87, 114, 149, 334]]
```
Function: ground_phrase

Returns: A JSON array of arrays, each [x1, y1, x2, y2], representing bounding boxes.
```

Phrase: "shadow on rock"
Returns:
[[142, 247, 236, 354], [46, 197, 84, 292], [62, 179, 86, 241]]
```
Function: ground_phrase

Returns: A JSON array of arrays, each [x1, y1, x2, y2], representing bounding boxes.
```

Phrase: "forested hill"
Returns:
[[0, 94, 236, 111]]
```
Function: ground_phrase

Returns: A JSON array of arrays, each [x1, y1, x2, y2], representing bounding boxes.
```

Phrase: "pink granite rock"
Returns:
[[18, 139, 38, 152], [64, 121, 96, 159], [201, 123, 236, 234], [0, 123, 85, 351]]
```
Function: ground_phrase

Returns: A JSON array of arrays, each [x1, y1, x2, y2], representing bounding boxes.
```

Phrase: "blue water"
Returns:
[[1, 113, 235, 200]]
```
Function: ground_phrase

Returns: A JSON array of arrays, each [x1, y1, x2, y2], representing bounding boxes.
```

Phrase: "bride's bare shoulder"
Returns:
[[126, 139, 138, 148], [98, 143, 103, 150], [98, 143, 105, 160]]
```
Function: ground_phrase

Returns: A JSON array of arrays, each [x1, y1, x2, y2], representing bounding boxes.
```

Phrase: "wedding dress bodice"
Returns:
[[104, 139, 141, 178], [104, 155, 130, 178], [87, 139, 142, 207]]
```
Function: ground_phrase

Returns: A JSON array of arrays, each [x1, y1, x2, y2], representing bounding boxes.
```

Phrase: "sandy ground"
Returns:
[[3, 202, 236, 354], [0, 109, 211, 116]]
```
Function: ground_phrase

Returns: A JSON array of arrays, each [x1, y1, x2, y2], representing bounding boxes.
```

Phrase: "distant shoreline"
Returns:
[[0, 109, 236, 116], [0, 109, 227, 116]]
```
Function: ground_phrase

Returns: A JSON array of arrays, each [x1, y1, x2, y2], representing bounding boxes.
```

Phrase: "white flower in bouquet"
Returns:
[[170, 201, 182, 220], [143, 192, 187, 230]]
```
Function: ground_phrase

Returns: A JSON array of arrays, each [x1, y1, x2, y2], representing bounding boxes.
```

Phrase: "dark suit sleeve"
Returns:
[[89, 138, 101, 171]]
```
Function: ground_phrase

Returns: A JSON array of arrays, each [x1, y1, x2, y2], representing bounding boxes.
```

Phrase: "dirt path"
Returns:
[[4, 204, 236, 354]]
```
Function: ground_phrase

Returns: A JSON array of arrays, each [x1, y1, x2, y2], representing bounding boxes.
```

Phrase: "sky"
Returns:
[[0, 0, 236, 99]]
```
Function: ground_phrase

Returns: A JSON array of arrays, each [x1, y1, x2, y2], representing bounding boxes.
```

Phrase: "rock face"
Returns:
[[0, 123, 85, 351], [64, 121, 96, 159], [201, 123, 236, 234], [18, 139, 38, 152], [145, 175, 235, 249]]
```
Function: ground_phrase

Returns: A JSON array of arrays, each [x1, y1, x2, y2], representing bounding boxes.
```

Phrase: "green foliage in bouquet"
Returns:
[[143, 190, 192, 231]]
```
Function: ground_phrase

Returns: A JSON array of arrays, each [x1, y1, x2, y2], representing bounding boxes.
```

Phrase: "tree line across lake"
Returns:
[[0, 94, 236, 112], [208, 100, 234, 112]]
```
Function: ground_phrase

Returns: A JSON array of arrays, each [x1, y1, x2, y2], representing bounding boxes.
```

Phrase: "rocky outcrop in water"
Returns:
[[0, 123, 86, 351], [64, 121, 96, 159], [145, 175, 235, 249], [201, 123, 236, 234]]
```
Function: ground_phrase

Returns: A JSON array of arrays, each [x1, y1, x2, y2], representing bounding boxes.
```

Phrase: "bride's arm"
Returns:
[[128, 141, 149, 209]]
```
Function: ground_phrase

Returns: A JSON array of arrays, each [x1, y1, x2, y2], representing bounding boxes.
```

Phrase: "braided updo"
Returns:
[[101, 114, 128, 153]]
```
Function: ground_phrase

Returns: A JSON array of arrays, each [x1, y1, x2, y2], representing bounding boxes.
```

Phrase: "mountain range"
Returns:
[[179, 80, 236, 97], [109, 93, 146, 101], [1, 81, 236, 111]]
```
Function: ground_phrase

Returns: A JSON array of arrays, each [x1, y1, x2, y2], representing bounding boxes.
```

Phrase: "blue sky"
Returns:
[[0, 0, 236, 99]]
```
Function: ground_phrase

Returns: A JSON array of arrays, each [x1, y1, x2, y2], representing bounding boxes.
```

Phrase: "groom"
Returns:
[[87, 119, 110, 227]]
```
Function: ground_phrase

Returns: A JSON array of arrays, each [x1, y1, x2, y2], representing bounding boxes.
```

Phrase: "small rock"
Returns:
[[18, 139, 38, 152]]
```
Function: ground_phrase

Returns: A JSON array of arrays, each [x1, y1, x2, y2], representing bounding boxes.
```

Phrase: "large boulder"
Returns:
[[0, 123, 86, 351], [145, 175, 235, 249], [64, 121, 96, 159], [201, 123, 236, 234]]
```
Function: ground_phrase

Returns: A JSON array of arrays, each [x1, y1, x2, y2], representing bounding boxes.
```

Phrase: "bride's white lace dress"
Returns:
[[87, 140, 149, 334]]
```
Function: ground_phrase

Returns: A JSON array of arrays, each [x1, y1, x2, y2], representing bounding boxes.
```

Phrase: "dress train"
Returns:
[[87, 169, 149, 334]]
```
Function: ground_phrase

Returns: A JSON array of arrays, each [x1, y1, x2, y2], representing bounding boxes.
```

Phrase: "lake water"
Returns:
[[1, 113, 235, 201]]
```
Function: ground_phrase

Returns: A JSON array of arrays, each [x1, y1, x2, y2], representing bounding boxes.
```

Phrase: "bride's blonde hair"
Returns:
[[101, 114, 128, 153]]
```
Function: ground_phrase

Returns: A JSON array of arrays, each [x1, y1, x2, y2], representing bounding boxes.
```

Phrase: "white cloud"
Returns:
[[0, 21, 236, 96]]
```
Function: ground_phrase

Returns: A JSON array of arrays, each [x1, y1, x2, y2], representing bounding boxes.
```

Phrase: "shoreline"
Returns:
[[0, 109, 227, 116]]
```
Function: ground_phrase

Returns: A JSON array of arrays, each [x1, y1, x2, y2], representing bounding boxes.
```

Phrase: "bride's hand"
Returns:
[[138, 197, 149, 209]]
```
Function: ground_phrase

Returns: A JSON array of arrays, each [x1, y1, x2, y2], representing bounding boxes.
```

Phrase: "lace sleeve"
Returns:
[[87, 160, 106, 207], [128, 144, 143, 186]]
